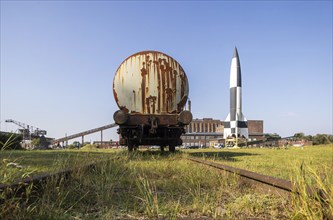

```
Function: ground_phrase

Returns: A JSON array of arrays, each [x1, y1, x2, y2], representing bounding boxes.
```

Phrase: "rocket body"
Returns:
[[224, 47, 248, 139]]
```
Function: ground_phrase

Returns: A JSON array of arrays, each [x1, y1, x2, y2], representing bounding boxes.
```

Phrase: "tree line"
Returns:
[[293, 132, 333, 145]]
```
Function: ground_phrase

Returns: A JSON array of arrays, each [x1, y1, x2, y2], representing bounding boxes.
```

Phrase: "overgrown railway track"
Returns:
[[187, 156, 331, 219], [1, 155, 293, 205], [187, 157, 331, 203], [0, 162, 98, 205], [187, 157, 293, 195], [1, 152, 329, 214]]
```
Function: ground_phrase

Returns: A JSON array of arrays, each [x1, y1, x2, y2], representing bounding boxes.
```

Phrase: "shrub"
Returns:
[[313, 134, 333, 145]]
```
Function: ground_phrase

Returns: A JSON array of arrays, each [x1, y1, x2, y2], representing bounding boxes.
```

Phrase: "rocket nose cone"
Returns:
[[233, 47, 239, 58]]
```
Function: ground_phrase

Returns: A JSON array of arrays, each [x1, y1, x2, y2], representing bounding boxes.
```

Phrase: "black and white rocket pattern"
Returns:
[[224, 47, 249, 139]]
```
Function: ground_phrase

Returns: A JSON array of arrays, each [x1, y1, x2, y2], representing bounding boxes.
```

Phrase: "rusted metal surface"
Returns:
[[113, 51, 189, 115], [188, 157, 293, 192], [113, 51, 192, 150], [179, 110, 193, 125], [126, 114, 179, 126]]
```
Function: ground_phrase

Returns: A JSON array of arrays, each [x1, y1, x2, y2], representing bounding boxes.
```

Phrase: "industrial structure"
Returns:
[[5, 119, 47, 140], [182, 118, 263, 147], [52, 123, 117, 146], [113, 51, 192, 151]]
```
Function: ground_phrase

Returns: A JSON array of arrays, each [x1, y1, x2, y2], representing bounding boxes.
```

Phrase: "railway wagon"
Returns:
[[113, 51, 192, 151]]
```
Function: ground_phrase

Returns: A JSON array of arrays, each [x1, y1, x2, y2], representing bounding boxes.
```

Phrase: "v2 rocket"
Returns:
[[224, 47, 249, 139]]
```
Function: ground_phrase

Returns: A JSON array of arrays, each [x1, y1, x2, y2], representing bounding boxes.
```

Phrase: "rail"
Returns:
[[0, 162, 99, 205], [188, 157, 293, 192], [187, 156, 330, 210]]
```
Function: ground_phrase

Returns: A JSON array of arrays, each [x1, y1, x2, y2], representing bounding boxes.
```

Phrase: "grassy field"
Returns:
[[0, 149, 115, 184], [1, 144, 332, 219], [185, 145, 333, 180]]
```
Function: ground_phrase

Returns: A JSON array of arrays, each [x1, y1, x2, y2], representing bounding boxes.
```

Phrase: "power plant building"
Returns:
[[182, 118, 263, 147]]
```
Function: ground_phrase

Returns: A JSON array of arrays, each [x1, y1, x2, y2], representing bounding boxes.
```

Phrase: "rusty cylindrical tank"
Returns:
[[113, 51, 192, 151]]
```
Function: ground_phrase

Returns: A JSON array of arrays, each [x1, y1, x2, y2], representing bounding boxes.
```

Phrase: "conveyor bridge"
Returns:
[[52, 123, 118, 145]]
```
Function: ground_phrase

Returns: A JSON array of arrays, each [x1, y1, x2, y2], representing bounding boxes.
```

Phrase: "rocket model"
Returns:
[[224, 47, 249, 139]]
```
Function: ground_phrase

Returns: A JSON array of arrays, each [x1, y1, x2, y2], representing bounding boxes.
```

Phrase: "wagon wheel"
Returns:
[[127, 140, 134, 152], [169, 144, 176, 153], [128, 144, 134, 152]]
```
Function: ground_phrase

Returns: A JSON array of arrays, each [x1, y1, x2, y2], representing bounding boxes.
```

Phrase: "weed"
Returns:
[[290, 163, 333, 219], [0, 132, 20, 151], [135, 175, 160, 218]]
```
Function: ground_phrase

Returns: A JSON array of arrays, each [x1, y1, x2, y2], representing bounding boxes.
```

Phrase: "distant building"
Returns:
[[185, 118, 223, 133], [181, 118, 263, 147], [93, 140, 119, 149], [247, 120, 264, 141], [182, 118, 223, 147]]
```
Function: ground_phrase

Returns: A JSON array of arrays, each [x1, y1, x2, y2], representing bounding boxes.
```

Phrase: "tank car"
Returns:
[[113, 51, 192, 151]]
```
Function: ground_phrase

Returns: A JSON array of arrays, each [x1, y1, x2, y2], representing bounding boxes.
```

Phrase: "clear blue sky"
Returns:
[[1, 1, 332, 142]]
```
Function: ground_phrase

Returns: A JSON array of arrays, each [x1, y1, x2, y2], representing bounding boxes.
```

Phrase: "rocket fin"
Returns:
[[238, 112, 247, 122], [225, 113, 230, 122], [223, 113, 232, 139]]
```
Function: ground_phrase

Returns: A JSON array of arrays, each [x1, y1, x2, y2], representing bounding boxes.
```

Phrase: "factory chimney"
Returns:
[[187, 98, 191, 112]]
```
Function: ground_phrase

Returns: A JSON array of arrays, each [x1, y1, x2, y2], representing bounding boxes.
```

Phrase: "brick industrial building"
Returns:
[[181, 118, 264, 147]]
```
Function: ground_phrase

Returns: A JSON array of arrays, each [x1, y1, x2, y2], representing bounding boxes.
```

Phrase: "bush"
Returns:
[[66, 144, 78, 149], [313, 134, 333, 145]]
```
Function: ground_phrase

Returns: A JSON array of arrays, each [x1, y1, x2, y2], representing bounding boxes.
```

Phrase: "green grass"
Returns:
[[0, 149, 116, 184], [1, 150, 290, 219], [1, 145, 332, 219], [186, 144, 333, 219], [186, 145, 333, 181]]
